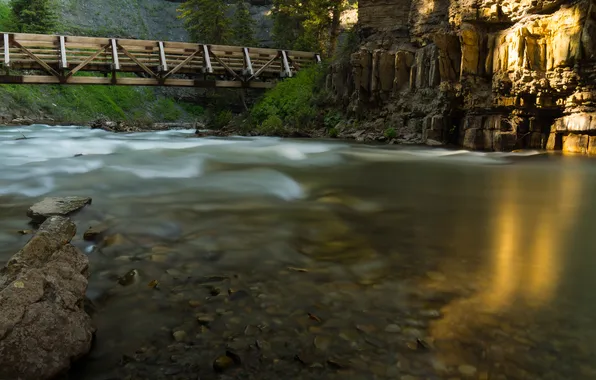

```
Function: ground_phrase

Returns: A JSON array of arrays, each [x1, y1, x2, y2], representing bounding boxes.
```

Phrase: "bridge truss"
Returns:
[[0, 33, 321, 88]]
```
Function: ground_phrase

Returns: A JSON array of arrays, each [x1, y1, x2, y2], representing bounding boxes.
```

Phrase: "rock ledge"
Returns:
[[27, 196, 92, 223], [0, 216, 95, 380]]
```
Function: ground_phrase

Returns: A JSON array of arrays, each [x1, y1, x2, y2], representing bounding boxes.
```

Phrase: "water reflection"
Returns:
[[487, 167, 583, 310], [430, 165, 587, 374]]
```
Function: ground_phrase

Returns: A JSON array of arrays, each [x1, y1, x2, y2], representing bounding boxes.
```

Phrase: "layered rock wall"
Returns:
[[331, 0, 596, 153]]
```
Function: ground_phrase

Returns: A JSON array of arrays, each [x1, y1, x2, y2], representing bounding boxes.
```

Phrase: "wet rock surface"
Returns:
[[0, 216, 95, 380], [90, 118, 201, 133], [27, 196, 92, 223]]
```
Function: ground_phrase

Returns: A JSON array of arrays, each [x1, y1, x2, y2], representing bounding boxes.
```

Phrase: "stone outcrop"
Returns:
[[330, 0, 596, 154], [0, 216, 95, 380], [27, 196, 92, 223]]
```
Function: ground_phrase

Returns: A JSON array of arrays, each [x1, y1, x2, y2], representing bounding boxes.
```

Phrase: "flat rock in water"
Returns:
[[0, 216, 95, 380], [27, 196, 92, 223]]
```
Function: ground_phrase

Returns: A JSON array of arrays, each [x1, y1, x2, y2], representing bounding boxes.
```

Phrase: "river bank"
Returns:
[[2, 125, 596, 379]]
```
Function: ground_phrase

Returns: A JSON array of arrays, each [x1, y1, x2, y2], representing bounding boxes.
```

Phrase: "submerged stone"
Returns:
[[213, 355, 234, 372]]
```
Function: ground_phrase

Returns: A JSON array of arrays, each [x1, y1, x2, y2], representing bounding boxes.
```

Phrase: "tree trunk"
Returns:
[[327, 4, 342, 57]]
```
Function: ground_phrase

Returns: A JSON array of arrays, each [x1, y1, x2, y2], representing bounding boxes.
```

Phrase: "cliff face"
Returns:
[[331, 0, 596, 153]]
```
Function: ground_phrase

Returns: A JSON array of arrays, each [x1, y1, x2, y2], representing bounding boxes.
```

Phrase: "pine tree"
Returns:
[[10, 0, 57, 34], [178, 0, 231, 44], [231, 0, 256, 46], [271, 0, 348, 55]]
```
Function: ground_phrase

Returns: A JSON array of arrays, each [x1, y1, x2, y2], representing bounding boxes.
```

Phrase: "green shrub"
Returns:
[[180, 103, 205, 117], [324, 111, 342, 129], [384, 127, 397, 139], [153, 98, 182, 122], [258, 115, 284, 135], [328, 127, 339, 138], [251, 64, 326, 128], [211, 109, 233, 129]]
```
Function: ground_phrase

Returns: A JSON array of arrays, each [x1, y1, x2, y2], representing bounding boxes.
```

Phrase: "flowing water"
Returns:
[[1, 125, 596, 380]]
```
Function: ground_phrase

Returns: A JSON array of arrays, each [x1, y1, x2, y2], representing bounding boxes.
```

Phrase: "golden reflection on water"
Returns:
[[486, 168, 582, 310], [429, 167, 584, 364]]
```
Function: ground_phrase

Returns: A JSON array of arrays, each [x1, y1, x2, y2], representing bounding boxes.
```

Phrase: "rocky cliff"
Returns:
[[331, 0, 596, 154]]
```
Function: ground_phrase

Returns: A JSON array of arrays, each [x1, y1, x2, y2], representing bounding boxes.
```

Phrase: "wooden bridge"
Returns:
[[0, 32, 321, 88]]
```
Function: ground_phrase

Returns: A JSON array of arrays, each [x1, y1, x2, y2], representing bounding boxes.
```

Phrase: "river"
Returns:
[[1, 124, 596, 379]]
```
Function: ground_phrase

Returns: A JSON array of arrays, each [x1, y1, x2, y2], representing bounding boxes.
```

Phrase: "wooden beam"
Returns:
[[243, 47, 253, 76], [117, 43, 157, 78], [248, 53, 279, 81], [281, 50, 292, 78], [59, 36, 67, 69], [11, 40, 61, 78], [66, 44, 109, 78], [8, 32, 317, 58], [158, 41, 168, 72], [0, 74, 275, 88], [162, 49, 200, 79], [111, 39, 120, 70], [209, 48, 241, 80], [202, 44, 212, 74], [3, 33, 9, 67]]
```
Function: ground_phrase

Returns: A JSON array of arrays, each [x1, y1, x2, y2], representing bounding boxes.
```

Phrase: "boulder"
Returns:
[[0, 216, 95, 380], [563, 133, 589, 154], [27, 196, 92, 223]]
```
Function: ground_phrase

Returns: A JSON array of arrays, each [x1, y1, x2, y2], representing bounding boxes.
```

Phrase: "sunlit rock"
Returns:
[[330, 0, 596, 153]]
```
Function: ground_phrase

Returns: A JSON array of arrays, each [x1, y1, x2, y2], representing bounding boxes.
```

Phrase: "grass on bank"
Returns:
[[0, 83, 204, 123]]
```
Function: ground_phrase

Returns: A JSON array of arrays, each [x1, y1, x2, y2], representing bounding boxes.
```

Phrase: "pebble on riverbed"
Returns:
[[384, 324, 402, 333], [458, 364, 478, 377], [172, 330, 187, 342]]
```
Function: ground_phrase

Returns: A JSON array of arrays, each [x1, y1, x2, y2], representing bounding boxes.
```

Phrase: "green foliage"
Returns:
[[210, 109, 233, 129], [178, 0, 231, 44], [10, 0, 57, 33], [153, 98, 182, 122], [251, 64, 326, 129], [232, 0, 256, 46], [328, 127, 339, 138], [271, 0, 348, 55], [180, 102, 205, 117], [258, 114, 284, 135], [324, 111, 342, 129], [0, 2, 12, 31], [384, 127, 397, 139]]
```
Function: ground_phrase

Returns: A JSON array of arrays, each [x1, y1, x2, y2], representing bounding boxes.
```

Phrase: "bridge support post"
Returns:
[[2, 33, 10, 69], [58, 36, 67, 71], [110, 39, 120, 85], [202, 45, 213, 74], [242, 47, 253, 78], [158, 41, 168, 73], [280, 50, 293, 78]]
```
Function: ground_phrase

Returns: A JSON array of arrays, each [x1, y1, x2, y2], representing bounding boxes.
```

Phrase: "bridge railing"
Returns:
[[0, 32, 321, 88]]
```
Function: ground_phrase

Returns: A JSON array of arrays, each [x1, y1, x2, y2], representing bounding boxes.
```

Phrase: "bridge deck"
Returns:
[[0, 33, 320, 88]]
